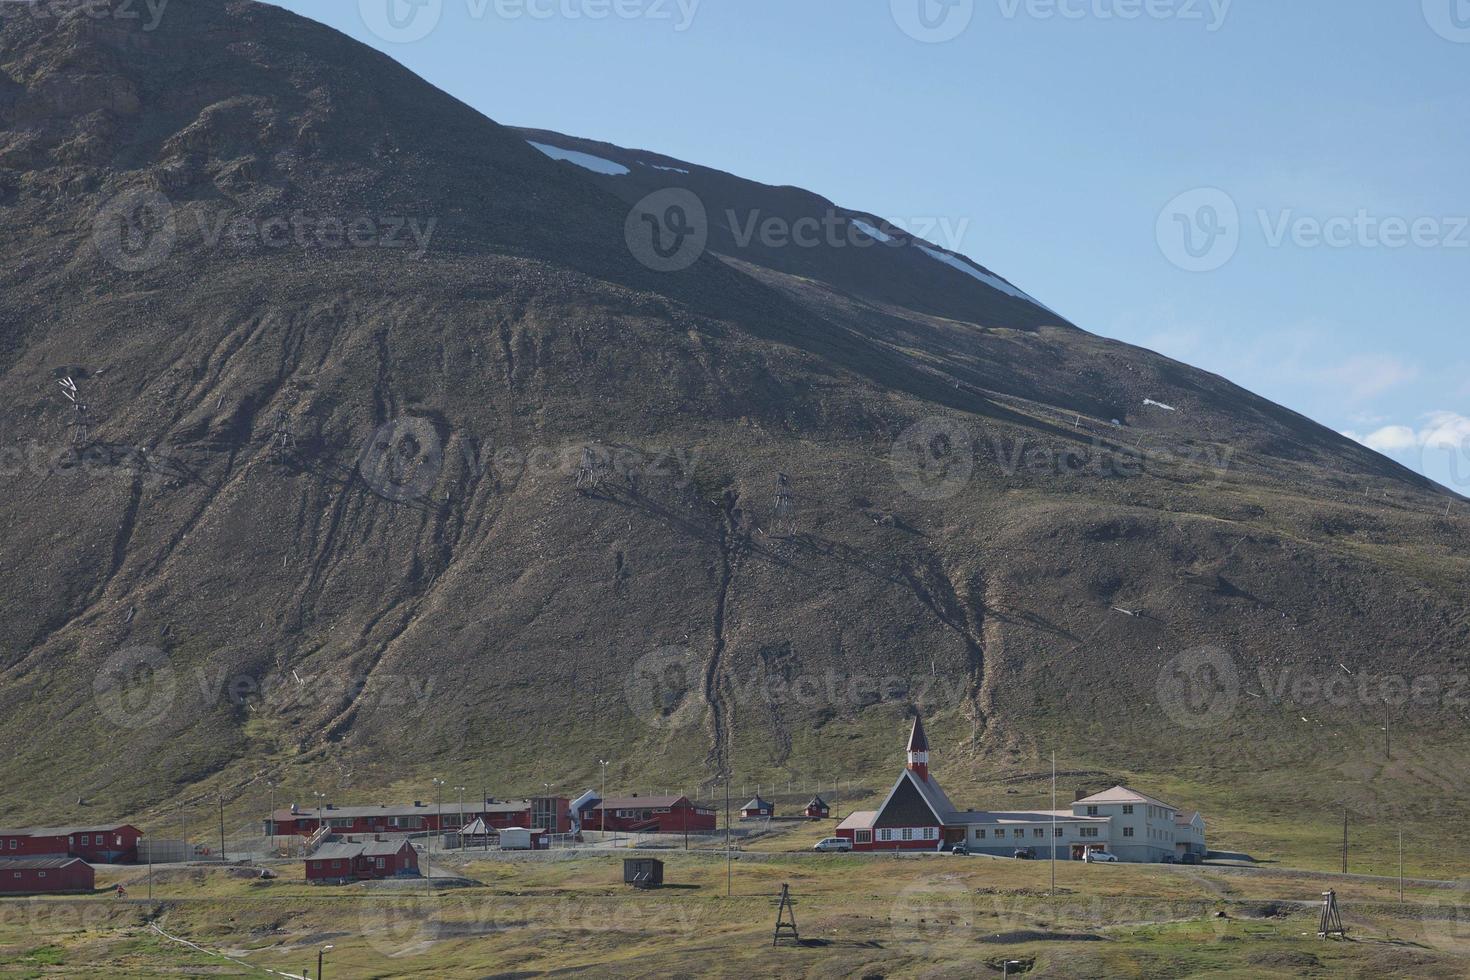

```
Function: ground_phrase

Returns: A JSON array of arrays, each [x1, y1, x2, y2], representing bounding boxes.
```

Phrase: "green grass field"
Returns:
[[3, 848, 1467, 978]]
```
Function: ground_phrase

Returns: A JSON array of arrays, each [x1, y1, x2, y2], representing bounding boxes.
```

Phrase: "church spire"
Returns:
[[906, 714, 929, 781]]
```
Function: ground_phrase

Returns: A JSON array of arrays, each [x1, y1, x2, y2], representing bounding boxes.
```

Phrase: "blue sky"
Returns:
[[270, 0, 1469, 492]]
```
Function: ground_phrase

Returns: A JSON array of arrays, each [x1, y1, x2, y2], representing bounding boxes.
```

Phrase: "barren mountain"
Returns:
[[1, 0, 1465, 834]]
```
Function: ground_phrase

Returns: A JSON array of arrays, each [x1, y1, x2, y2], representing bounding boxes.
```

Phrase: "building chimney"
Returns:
[[1074, 789, 1087, 803]]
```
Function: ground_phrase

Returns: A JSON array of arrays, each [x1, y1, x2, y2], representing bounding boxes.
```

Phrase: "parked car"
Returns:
[[1083, 850, 1118, 863], [1013, 847, 1036, 860], [813, 837, 853, 853], [1179, 853, 1200, 865], [949, 843, 969, 855]]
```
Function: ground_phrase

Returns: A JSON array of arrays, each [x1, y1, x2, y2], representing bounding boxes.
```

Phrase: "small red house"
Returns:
[[0, 857, 95, 895], [305, 839, 419, 884], [804, 796, 830, 820], [0, 825, 142, 864], [740, 797, 774, 820], [585, 796, 717, 834]]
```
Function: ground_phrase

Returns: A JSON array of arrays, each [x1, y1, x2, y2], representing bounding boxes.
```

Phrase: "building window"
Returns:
[[1123, 827, 1134, 838], [1086, 806, 1099, 816], [37, 872, 46, 878], [1081, 827, 1099, 838], [1122, 805, 1133, 815], [1011, 829, 1023, 839], [1055, 827, 1064, 837], [1033, 829, 1044, 838], [975, 829, 986, 839], [856, 831, 872, 844], [901, 828, 914, 841], [80, 836, 89, 845], [377, 858, 385, 869]]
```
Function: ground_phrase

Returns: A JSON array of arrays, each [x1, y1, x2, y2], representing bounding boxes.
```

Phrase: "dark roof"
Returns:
[[0, 825, 137, 838], [274, 802, 528, 821], [594, 796, 688, 810], [0, 857, 89, 870], [874, 774, 941, 828], [806, 796, 828, 808], [741, 798, 772, 810], [907, 715, 929, 753], [308, 838, 415, 861]]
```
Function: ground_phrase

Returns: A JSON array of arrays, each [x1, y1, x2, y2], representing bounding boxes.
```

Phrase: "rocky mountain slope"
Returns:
[[0, 0, 1465, 832]]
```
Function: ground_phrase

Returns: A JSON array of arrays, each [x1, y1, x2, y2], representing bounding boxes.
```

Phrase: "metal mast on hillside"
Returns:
[[58, 377, 92, 447]]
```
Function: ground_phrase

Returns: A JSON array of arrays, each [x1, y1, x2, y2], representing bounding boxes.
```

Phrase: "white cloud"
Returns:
[[1344, 411, 1470, 454]]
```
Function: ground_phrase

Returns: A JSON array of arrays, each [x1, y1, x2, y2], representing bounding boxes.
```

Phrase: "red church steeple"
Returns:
[[906, 714, 930, 782]]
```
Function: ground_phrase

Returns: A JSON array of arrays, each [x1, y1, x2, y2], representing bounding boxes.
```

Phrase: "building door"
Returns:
[[943, 828, 965, 845]]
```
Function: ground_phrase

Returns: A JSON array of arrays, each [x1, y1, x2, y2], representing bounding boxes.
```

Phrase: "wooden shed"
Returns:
[[623, 857, 664, 889]]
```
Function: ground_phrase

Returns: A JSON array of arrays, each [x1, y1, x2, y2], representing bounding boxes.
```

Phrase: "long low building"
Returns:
[[583, 795, 717, 834], [0, 857, 96, 895], [0, 825, 142, 864], [835, 717, 1207, 863], [268, 797, 571, 837]]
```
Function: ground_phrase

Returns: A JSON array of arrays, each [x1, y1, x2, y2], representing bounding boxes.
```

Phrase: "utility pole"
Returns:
[[1051, 750, 1057, 897], [1341, 811, 1348, 874], [267, 782, 276, 851], [1399, 830, 1405, 904], [147, 839, 153, 901], [599, 760, 608, 845], [725, 771, 732, 899], [432, 778, 444, 879], [1384, 699, 1391, 759], [218, 794, 227, 863]]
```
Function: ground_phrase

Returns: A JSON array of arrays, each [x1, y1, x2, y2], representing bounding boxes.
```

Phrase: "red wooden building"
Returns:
[[305, 838, 419, 884], [740, 797, 774, 820], [585, 796, 717, 834], [0, 825, 142, 864], [268, 797, 571, 837], [0, 857, 95, 895], [804, 796, 830, 820]]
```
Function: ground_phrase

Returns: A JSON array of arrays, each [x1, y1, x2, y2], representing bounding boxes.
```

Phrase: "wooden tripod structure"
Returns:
[[1318, 889, 1346, 939], [772, 883, 799, 946]]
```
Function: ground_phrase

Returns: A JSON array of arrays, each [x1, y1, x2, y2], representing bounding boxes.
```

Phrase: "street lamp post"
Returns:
[[317, 943, 334, 979], [598, 760, 609, 843], [455, 786, 466, 846], [431, 778, 445, 878]]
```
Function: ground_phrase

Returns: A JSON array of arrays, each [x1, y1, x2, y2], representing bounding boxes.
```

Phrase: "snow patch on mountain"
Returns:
[[644, 162, 692, 174], [851, 219, 894, 243], [915, 243, 1054, 313], [1143, 399, 1177, 412], [527, 141, 631, 176]]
